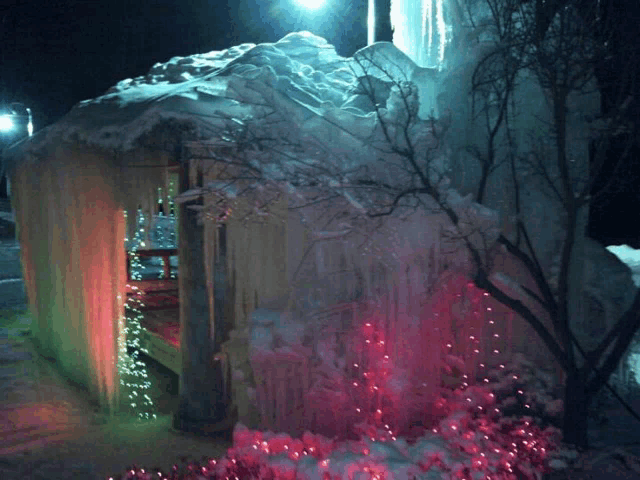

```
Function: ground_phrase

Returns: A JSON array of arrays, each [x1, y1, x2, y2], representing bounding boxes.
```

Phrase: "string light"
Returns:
[[118, 183, 177, 420], [118, 210, 156, 419], [110, 273, 555, 479]]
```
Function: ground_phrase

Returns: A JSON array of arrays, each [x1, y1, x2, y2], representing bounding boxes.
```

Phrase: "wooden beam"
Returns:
[[129, 248, 177, 257], [125, 249, 177, 281], [173, 152, 236, 439]]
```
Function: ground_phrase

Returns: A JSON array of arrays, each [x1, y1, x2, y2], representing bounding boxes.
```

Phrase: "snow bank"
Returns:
[[607, 244, 640, 287], [208, 392, 558, 480]]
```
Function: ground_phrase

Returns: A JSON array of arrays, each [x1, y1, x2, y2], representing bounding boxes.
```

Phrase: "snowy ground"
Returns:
[[0, 311, 231, 479]]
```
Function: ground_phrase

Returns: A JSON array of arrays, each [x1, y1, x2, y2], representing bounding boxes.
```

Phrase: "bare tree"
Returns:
[[457, 0, 639, 448], [178, 3, 638, 447], [368, 0, 639, 448]]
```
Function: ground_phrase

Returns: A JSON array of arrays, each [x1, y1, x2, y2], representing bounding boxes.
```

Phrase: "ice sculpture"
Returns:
[[391, 0, 448, 68], [247, 267, 521, 440]]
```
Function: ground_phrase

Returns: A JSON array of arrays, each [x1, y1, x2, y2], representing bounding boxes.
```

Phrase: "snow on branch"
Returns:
[[310, 229, 352, 240], [174, 188, 204, 204], [489, 271, 529, 303]]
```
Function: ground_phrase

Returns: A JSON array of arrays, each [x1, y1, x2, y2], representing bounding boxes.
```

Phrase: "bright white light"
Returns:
[[295, 0, 325, 10], [368, 0, 375, 45], [0, 115, 13, 132]]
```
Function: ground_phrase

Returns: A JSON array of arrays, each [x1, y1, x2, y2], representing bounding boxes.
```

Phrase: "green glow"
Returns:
[[117, 185, 177, 419], [119, 210, 156, 419], [118, 182, 177, 419]]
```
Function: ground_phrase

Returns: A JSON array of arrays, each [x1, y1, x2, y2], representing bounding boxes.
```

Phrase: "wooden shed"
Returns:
[[2, 32, 565, 437], [5, 128, 526, 436]]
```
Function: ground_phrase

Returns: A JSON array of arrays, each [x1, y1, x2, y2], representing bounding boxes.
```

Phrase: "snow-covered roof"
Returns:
[[9, 31, 437, 159], [5, 31, 501, 266]]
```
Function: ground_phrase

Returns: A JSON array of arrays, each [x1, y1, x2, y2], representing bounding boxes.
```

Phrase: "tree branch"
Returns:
[[474, 268, 570, 371], [497, 233, 557, 316]]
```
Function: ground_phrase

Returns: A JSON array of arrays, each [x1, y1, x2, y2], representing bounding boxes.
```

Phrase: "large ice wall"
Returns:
[[435, 3, 600, 279], [391, 0, 448, 69], [247, 266, 520, 439]]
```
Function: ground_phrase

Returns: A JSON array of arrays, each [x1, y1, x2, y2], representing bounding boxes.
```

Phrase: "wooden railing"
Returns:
[[126, 248, 177, 281]]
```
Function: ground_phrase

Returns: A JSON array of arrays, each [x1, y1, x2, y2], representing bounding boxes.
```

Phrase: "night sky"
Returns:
[[0, 0, 385, 127], [0, 0, 638, 246]]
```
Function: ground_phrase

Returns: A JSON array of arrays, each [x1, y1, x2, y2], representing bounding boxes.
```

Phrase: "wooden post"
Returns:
[[213, 224, 229, 349], [163, 252, 171, 279], [173, 153, 236, 439]]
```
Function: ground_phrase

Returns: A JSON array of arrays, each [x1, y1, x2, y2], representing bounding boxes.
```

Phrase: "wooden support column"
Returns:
[[173, 154, 236, 439]]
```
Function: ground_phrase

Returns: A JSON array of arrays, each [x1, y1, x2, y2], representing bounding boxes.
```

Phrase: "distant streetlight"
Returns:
[[0, 115, 12, 132], [0, 103, 33, 138], [0, 103, 32, 200]]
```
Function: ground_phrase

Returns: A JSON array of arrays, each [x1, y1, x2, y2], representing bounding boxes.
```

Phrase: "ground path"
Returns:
[[0, 320, 231, 479]]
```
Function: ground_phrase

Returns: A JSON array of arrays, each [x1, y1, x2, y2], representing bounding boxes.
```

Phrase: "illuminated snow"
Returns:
[[7, 31, 445, 161], [294, 0, 326, 10]]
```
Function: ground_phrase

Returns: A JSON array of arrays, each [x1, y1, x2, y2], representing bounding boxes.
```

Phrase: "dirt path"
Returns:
[[0, 322, 230, 480], [0, 416, 231, 480]]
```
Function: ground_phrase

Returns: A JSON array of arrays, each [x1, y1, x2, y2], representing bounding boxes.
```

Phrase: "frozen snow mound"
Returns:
[[608, 244, 640, 386], [572, 239, 638, 351], [15, 32, 441, 155], [607, 244, 640, 287]]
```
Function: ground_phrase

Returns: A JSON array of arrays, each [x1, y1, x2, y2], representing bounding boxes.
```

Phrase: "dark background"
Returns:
[[0, 0, 637, 247], [0, 0, 390, 126]]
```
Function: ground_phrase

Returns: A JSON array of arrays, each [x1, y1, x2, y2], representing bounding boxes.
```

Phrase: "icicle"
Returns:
[[315, 241, 325, 277], [368, 0, 376, 44], [265, 364, 277, 430], [163, 162, 171, 215], [435, 0, 446, 65], [14, 151, 126, 414], [507, 309, 514, 359], [367, 256, 374, 300], [205, 216, 215, 344], [203, 166, 215, 344], [424, 0, 432, 64], [435, 223, 441, 277], [391, 0, 448, 67], [275, 360, 287, 432], [392, 281, 399, 363]]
